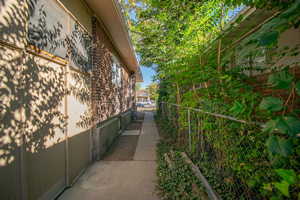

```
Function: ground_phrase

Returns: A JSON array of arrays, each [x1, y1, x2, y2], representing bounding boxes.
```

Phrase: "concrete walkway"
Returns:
[[59, 111, 160, 200]]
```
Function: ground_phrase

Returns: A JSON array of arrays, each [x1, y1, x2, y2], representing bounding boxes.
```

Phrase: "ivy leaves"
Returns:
[[259, 69, 299, 158], [258, 57, 300, 198], [264, 116, 300, 136], [229, 101, 246, 116], [259, 31, 279, 47], [268, 70, 294, 89], [279, 116, 300, 136], [264, 168, 299, 198], [274, 169, 298, 198], [276, 169, 297, 185], [266, 135, 293, 157], [254, 0, 300, 49], [259, 97, 283, 112]]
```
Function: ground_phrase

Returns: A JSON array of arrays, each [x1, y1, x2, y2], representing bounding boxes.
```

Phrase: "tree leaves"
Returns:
[[259, 97, 283, 112], [124, 0, 229, 67]]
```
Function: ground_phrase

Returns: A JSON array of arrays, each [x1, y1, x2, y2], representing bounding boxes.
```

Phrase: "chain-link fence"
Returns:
[[159, 102, 274, 200]]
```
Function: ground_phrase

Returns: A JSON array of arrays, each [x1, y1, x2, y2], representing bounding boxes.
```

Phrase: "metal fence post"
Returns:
[[167, 103, 170, 119], [188, 109, 191, 152], [162, 102, 165, 118]]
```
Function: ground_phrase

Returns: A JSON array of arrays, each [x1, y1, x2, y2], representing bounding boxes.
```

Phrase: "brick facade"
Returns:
[[91, 17, 135, 123]]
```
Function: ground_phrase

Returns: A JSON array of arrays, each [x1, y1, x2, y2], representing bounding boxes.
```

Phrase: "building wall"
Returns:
[[91, 18, 134, 123], [0, 45, 24, 200], [68, 129, 90, 184], [219, 17, 300, 115], [239, 27, 300, 95], [275, 27, 300, 68], [0, 0, 27, 48], [0, 0, 135, 199]]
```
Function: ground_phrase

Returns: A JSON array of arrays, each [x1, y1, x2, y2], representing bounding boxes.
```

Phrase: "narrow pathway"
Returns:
[[59, 111, 160, 200]]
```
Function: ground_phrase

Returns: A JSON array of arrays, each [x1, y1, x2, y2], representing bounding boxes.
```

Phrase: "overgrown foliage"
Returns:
[[122, 0, 300, 199], [155, 115, 208, 200]]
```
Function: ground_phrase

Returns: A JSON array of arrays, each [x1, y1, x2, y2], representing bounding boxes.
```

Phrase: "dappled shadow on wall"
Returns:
[[0, 0, 95, 171], [28, 0, 92, 72], [69, 71, 92, 130], [27, 0, 93, 130], [0, 0, 27, 47], [0, 0, 67, 170], [0, 46, 66, 166]]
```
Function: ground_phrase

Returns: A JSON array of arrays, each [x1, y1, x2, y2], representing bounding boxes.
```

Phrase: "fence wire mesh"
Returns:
[[159, 102, 274, 200]]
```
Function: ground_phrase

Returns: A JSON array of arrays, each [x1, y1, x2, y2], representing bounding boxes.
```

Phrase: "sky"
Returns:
[[140, 66, 156, 89]]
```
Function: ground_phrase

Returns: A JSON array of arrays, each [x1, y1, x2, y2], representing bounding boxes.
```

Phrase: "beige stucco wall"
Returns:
[[67, 70, 91, 137], [24, 55, 67, 200], [1, 1, 68, 197]]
